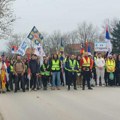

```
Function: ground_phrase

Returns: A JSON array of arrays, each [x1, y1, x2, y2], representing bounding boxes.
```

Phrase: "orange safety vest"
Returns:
[[82, 57, 90, 67]]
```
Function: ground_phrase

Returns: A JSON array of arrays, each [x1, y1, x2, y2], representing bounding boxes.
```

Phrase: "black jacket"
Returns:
[[116, 60, 120, 73], [29, 59, 39, 74]]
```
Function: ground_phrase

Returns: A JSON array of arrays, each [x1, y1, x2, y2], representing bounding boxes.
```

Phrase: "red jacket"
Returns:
[[80, 56, 93, 69]]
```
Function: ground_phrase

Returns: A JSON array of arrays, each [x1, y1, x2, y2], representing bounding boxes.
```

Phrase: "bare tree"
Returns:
[[43, 31, 62, 54], [77, 22, 99, 43], [43, 31, 73, 54], [0, 0, 16, 39]]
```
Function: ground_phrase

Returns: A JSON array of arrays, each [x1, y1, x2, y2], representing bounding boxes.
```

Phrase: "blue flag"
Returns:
[[105, 26, 112, 53]]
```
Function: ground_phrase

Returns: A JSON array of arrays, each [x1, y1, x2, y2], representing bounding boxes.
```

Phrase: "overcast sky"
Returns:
[[1, 0, 120, 51]]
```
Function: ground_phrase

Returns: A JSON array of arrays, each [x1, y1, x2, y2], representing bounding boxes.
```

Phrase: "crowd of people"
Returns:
[[0, 51, 119, 93]]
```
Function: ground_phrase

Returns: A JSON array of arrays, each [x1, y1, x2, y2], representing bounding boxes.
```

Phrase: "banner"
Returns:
[[94, 42, 108, 52], [27, 26, 43, 45], [34, 43, 45, 57], [17, 40, 29, 56]]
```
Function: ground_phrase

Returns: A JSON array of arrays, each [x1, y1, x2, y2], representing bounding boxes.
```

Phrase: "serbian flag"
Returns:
[[11, 46, 18, 54], [105, 26, 112, 53]]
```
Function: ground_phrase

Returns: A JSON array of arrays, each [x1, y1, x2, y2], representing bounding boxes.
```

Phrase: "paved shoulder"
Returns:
[[0, 112, 4, 120]]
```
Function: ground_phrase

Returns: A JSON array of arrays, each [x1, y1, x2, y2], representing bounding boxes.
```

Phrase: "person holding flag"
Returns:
[[0, 61, 7, 93]]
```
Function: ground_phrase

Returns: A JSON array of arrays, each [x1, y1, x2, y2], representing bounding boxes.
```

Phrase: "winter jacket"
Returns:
[[29, 59, 39, 74], [13, 61, 25, 74]]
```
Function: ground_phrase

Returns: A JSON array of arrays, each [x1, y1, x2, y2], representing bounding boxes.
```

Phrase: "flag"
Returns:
[[27, 26, 43, 45], [11, 46, 18, 54], [17, 39, 29, 56], [105, 26, 112, 53], [60, 38, 64, 52], [85, 40, 88, 52], [80, 43, 85, 54], [34, 43, 45, 57], [87, 45, 91, 52], [61, 38, 63, 47]]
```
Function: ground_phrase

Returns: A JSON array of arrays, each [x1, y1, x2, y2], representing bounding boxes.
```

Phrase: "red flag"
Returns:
[[80, 48, 85, 54], [85, 40, 88, 52]]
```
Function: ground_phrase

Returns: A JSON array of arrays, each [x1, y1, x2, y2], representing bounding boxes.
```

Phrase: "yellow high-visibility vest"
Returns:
[[51, 60, 60, 71], [10, 65, 14, 72], [106, 59, 115, 72]]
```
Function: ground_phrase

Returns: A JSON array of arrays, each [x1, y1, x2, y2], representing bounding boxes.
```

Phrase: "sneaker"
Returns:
[[51, 87, 55, 90], [34, 88, 37, 91], [57, 87, 60, 90]]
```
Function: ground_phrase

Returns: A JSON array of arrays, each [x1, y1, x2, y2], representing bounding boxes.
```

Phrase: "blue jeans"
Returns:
[[52, 72, 60, 87]]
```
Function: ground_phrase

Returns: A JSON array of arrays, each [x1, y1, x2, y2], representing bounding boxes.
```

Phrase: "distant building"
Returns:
[[65, 42, 94, 54]]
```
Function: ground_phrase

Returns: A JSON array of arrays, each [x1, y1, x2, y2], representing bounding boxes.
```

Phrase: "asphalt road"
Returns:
[[0, 87, 120, 120]]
